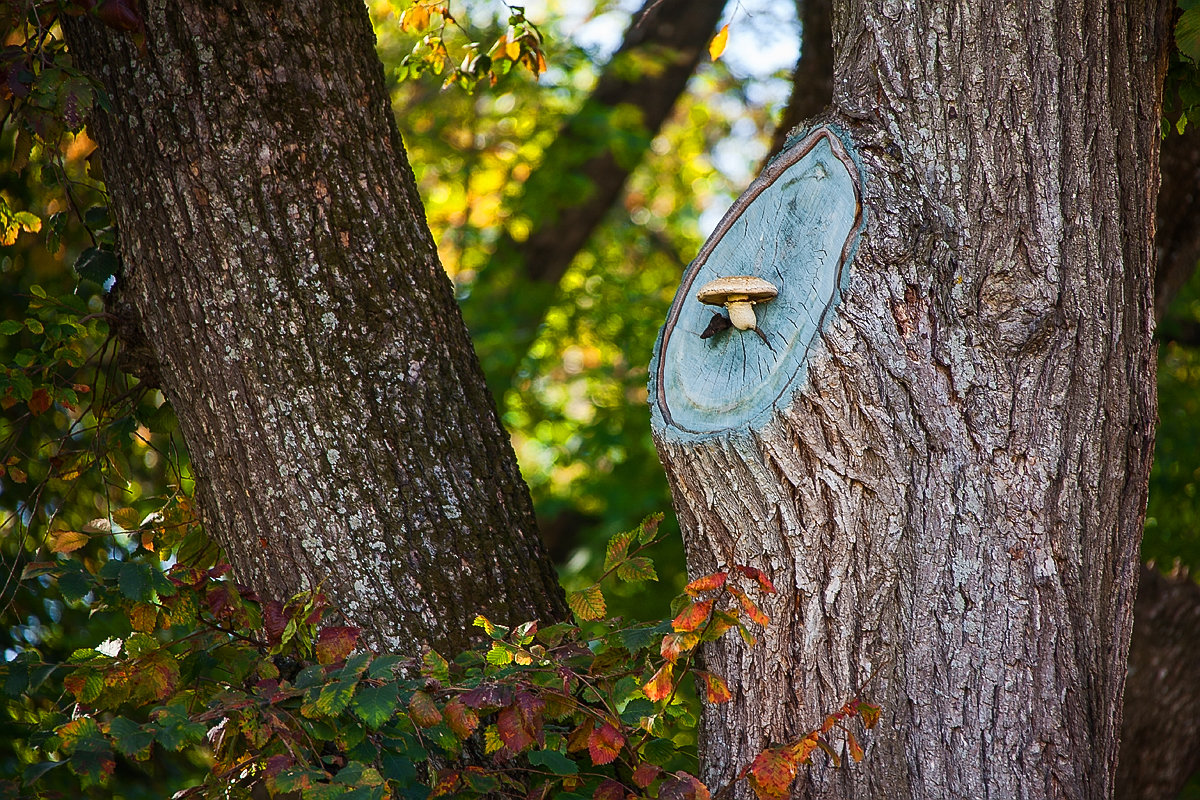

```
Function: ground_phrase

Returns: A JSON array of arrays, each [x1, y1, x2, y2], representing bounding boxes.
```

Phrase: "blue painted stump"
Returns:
[[650, 125, 866, 437]]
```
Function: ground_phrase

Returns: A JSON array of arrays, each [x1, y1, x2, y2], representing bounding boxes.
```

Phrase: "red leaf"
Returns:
[[444, 699, 479, 739], [746, 747, 800, 800], [28, 388, 51, 416], [684, 572, 727, 597], [642, 663, 675, 702], [672, 599, 714, 633], [660, 772, 710, 800], [409, 690, 443, 728], [735, 565, 777, 594], [263, 600, 288, 646], [461, 683, 509, 709], [729, 586, 770, 627], [497, 692, 544, 753], [593, 778, 625, 800], [588, 721, 625, 766], [632, 762, 661, 788], [694, 670, 732, 704], [315, 626, 359, 664]]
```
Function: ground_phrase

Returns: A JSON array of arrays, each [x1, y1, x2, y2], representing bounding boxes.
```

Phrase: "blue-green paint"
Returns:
[[650, 124, 865, 439]]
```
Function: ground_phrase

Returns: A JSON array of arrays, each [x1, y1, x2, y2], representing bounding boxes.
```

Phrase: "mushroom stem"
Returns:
[[725, 295, 757, 330]]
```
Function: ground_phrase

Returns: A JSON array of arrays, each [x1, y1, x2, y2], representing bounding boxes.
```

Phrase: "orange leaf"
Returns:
[[788, 732, 821, 765], [672, 598, 714, 632], [409, 690, 443, 728], [444, 699, 479, 739], [746, 747, 799, 800], [684, 572, 727, 597], [315, 626, 360, 665], [642, 663, 675, 702], [567, 585, 606, 621], [588, 721, 625, 766], [28, 388, 51, 416], [847, 732, 864, 762], [708, 24, 729, 60], [50, 530, 89, 554], [694, 670, 732, 704], [660, 631, 698, 663], [860, 702, 881, 729], [729, 586, 770, 627]]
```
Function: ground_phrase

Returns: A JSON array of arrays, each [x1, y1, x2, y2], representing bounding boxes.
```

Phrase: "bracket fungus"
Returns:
[[696, 275, 779, 331]]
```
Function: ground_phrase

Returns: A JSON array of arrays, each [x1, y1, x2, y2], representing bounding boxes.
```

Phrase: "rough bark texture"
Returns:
[[654, 2, 1171, 798], [463, 0, 728, 396], [1117, 566, 1200, 800], [63, 0, 566, 656]]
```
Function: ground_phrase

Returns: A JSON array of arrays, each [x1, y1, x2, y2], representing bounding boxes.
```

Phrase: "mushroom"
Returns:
[[696, 276, 779, 331]]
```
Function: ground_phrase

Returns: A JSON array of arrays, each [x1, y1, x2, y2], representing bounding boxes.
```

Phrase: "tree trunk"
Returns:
[[652, 3, 1171, 798], [463, 0, 728, 396], [63, 0, 566, 656], [1116, 565, 1200, 800]]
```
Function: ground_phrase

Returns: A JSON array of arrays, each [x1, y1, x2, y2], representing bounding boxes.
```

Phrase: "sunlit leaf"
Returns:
[[708, 24, 729, 61]]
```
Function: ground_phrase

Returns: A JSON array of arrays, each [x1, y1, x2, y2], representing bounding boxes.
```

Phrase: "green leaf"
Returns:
[[486, 642, 516, 666], [118, 561, 152, 601], [24, 318, 43, 334], [616, 556, 657, 583], [109, 716, 155, 757], [353, 682, 400, 729], [527, 748, 579, 775], [151, 703, 206, 751], [74, 247, 120, 285], [640, 737, 678, 765], [312, 679, 357, 717], [0, 320, 22, 335], [422, 649, 450, 681], [603, 530, 634, 572], [367, 655, 403, 680], [566, 585, 605, 621], [1178, 7, 1200, 64], [58, 568, 95, 603]]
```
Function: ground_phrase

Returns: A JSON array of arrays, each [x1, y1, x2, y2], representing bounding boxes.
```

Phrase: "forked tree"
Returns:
[[64, 0, 1174, 798]]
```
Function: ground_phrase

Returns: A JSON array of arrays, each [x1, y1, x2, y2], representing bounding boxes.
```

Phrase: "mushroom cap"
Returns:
[[696, 275, 779, 305]]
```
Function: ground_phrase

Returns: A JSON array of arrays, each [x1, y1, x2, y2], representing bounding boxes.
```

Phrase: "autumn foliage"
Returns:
[[3, 506, 878, 799]]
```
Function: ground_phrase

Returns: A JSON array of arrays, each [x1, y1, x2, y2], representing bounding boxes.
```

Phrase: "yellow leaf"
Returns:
[[505, 38, 520, 61], [709, 24, 729, 61], [400, 4, 430, 32], [51, 530, 90, 553]]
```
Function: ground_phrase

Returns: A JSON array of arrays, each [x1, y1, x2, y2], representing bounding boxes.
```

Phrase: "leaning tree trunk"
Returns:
[[651, 2, 1172, 798], [63, 0, 566, 656]]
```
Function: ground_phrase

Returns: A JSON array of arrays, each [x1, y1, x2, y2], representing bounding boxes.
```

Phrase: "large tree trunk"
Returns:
[[63, 0, 566, 656], [652, 3, 1171, 798]]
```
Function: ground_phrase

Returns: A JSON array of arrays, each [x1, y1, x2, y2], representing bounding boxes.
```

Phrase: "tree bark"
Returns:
[[652, 3, 1171, 798], [63, 0, 566, 656], [463, 0, 728, 396]]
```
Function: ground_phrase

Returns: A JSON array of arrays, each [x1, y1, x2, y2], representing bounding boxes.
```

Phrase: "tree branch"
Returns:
[[462, 0, 729, 396]]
